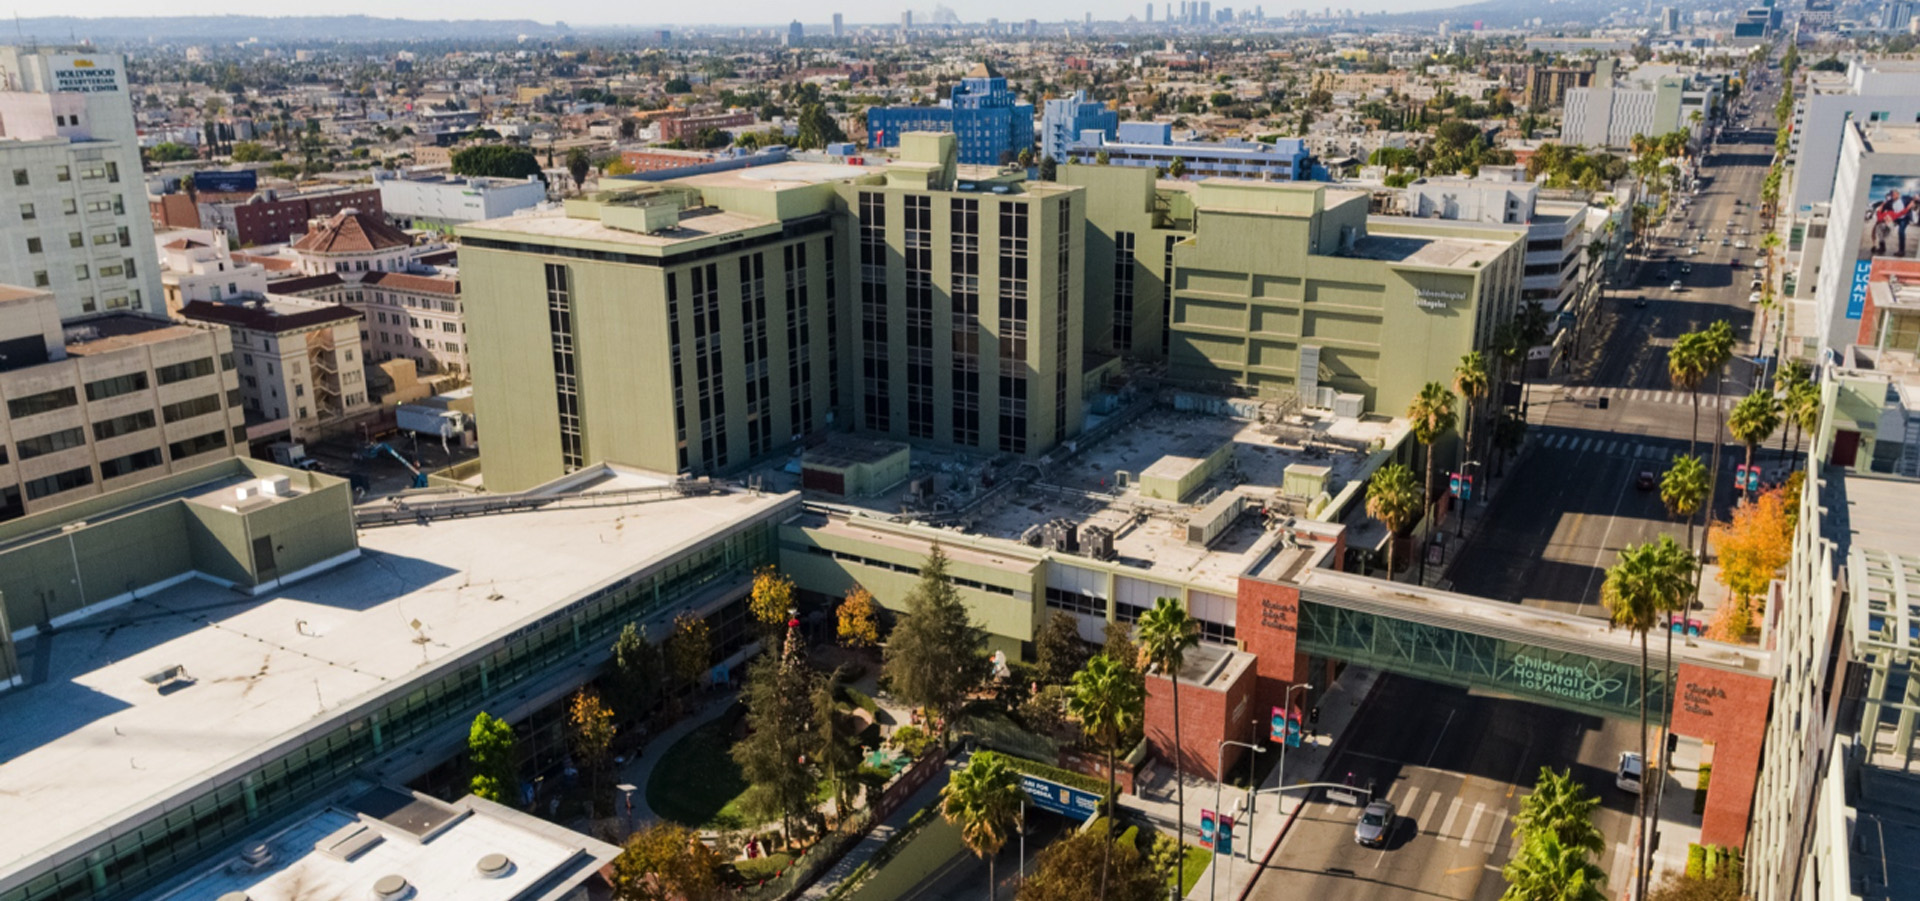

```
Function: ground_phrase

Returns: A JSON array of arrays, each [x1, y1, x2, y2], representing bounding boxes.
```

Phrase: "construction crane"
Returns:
[[361, 443, 429, 489]]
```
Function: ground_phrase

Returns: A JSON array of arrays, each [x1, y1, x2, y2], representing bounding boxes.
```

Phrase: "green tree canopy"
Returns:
[[452, 144, 542, 179], [883, 544, 986, 738], [1018, 829, 1165, 901], [466, 712, 518, 804]]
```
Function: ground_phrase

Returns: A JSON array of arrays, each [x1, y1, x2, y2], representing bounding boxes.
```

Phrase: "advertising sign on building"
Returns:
[[49, 56, 122, 93], [194, 170, 259, 195], [1852, 174, 1920, 324]]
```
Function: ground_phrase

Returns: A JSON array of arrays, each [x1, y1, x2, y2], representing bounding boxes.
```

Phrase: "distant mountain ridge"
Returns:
[[8, 15, 573, 44]]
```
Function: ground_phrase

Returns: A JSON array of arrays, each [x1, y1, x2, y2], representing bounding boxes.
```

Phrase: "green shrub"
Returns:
[[735, 853, 792, 883], [994, 753, 1108, 796], [1687, 843, 1707, 879], [891, 724, 935, 757], [842, 685, 878, 715]]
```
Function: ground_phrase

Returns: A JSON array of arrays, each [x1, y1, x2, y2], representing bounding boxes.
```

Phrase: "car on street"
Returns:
[[1750, 291, 1763, 303], [1617, 751, 1646, 794], [1355, 800, 1396, 847], [1670, 280, 1685, 292], [1679, 263, 1692, 274], [1722, 237, 1732, 246], [1735, 240, 1748, 249], [1637, 470, 1657, 491], [1731, 258, 1743, 268]]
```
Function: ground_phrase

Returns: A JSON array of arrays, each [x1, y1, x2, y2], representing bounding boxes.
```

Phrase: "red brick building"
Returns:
[[1144, 645, 1259, 781], [658, 111, 757, 142], [200, 187, 384, 247]]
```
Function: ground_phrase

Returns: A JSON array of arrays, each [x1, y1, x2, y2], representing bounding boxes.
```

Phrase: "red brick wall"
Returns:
[[229, 189, 382, 246], [1236, 577, 1310, 713], [1143, 652, 1258, 782], [1669, 664, 1774, 849], [150, 193, 200, 229]]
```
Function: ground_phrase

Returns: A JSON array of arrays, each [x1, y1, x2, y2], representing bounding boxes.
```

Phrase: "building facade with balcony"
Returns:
[[176, 297, 373, 442]]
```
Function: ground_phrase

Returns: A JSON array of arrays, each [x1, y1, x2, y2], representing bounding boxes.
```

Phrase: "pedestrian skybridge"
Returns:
[[1287, 569, 1772, 720]]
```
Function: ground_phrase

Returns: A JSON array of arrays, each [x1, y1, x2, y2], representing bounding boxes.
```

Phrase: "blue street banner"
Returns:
[[1017, 774, 1101, 821], [1216, 814, 1235, 855], [1199, 809, 1217, 848], [1285, 705, 1303, 748], [1270, 706, 1286, 743]]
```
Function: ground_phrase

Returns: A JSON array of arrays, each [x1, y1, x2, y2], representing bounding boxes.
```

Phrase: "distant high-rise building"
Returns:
[[902, 10, 912, 28], [1027, 17, 1039, 34], [833, 12, 844, 37], [1660, 5, 1679, 32], [1085, 11, 1093, 25], [786, 20, 804, 45], [987, 16, 1000, 31], [1146, 2, 1154, 20], [656, 29, 671, 43], [868, 61, 1036, 165], [1040, 90, 1119, 163], [1179, 1, 1188, 22], [1200, 1, 1211, 23]]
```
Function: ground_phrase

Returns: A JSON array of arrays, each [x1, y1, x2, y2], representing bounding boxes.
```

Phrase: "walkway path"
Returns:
[[610, 690, 740, 831]]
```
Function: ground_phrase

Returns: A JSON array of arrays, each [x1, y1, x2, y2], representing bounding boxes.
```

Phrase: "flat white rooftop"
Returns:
[[0, 481, 793, 886], [152, 787, 614, 901]]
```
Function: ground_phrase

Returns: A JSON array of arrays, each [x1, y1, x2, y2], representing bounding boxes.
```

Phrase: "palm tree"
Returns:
[[1066, 654, 1145, 893], [1408, 382, 1458, 583], [1729, 391, 1782, 500], [941, 751, 1025, 901], [1773, 360, 1811, 461], [1453, 352, 1491, 513], [1602, 535, 1695, 901], [1511, 767, 1605, 855], [1660, 455, 1710, 554], [1501, 830, 1608, 901], [1701, 320, 1736, 510], [1135, 597, 1200, 853], [1365, 463, 1422, 578], [1788, 380, 1822, 468]]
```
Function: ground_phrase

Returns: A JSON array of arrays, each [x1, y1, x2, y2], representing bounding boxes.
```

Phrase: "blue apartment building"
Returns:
[[1041, 90, 1119, 163], [1066, 122, 1322, 181], [867, 62, 1036, 165]]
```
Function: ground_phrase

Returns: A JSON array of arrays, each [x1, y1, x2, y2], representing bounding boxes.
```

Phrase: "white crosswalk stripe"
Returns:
[[1438, 797, 1463, 838], [1484, 809, 1509, 851], [1418, 791, 1441, 833], [1396, 786, 1421, 810], [1460, 802, 1486, 847]]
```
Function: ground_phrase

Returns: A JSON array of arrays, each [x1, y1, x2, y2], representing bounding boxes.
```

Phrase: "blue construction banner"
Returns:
[[1017, 774, 1100, 821]]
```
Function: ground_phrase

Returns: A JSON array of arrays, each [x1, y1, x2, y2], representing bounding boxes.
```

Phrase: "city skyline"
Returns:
[[2, 0, 1471, 28]]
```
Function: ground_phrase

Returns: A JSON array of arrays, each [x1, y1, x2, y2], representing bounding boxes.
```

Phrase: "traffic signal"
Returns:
[[1199, 809, 1217, 848], [1309, 705, 1322, 726], [1217, 814, 1235, 855]]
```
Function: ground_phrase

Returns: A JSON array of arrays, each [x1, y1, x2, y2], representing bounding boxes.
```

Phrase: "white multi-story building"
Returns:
[[1399, 166, 1594, 313], [0, 48, 163, 320], [1810, 123, 1920, 359], [0, 284, 244, 521], [372, 170, 549, 229], [1562, 59, 1720, 148], [154, 227, 269, 310], [176, 295, 374, 442], [1786, 59, 1920, 212], [267, 209, 469, 377]]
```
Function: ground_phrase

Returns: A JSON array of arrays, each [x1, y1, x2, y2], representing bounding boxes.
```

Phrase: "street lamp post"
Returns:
[[1211, 739, 1266, 901], [1276, 683, 1314, 817], [615, 783, 637, 836]]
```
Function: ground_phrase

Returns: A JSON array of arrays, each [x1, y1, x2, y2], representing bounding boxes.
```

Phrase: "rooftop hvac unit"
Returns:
[[1044, 518, 1079, 554], [1081, 525, 1116, 561], [1332, 392, 1366, 419]]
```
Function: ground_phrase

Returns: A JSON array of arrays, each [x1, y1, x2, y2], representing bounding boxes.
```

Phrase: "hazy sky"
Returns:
[[7, 0, 1465, 27]]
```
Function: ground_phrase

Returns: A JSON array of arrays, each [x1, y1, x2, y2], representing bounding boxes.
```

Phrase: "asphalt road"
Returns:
[[1245, 675, 1643, 901], [1447, 89, 1787, 615], [895, 807, 1072, 901]]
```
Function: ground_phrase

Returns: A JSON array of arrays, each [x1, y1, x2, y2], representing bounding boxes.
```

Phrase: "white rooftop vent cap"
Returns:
[[216, 893, 251, 901], [371, 875, 412, 901], [477, 853, 512, 878]]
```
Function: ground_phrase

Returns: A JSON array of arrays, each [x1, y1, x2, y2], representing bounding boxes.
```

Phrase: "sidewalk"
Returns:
[[607, 689, 739, 831], [795, 758, 957, 901], [1623, 734, 1706, 900], [1119, 665, 1384, 901]]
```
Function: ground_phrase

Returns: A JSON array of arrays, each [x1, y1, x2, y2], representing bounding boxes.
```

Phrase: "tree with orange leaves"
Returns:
[[1708, 487, 1792, 642]]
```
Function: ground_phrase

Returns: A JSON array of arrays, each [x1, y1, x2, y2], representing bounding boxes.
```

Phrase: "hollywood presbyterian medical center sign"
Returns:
[[52, 58, 121, 93]]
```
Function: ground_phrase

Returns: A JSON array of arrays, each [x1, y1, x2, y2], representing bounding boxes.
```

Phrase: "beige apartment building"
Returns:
[[459, 133, 1083, 492], [176, 298, 372, 443], [0, 285, 243, 521]]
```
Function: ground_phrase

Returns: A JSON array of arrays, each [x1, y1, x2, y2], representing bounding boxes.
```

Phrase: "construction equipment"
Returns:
[[361, 443, 429, 489]]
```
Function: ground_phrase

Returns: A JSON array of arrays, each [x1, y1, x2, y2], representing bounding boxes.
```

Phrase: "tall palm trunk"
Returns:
[[1687, 388, 1701, 458], [1705, 372, 1727, 561], [1172, 673, 1186, 857], [989, 854, 996, 901], [1102, 736, 1116, 898], [1636, 632, 1652, 901]]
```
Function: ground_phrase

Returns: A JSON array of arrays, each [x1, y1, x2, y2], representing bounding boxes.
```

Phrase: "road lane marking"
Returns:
[[1439, 797, 1463, 839], [1445, 865, 1478, 875], [1397, 786, 1420, 810], [1484, 810, 1508, 850], [1611, 841, 1632, 880], [1460, 802, 1485, 846], [1419, 791, 1441, 831]]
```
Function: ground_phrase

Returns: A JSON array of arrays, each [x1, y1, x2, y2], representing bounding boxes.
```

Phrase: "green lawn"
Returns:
[[647, 707, 756, 829], [1176, 843, 1211, 896]]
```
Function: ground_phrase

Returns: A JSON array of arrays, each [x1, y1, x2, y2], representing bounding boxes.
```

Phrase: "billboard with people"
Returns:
[[1850, 174, 1920, 335]]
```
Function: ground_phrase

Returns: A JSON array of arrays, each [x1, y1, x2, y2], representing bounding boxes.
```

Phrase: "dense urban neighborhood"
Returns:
[[0, 2, 1913, 901]]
